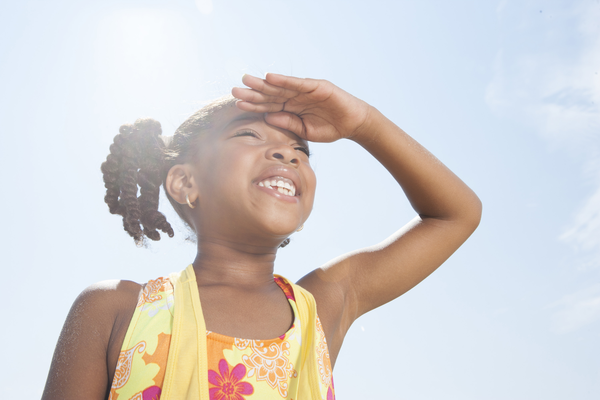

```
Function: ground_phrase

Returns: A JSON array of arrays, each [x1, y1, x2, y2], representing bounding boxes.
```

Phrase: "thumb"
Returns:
[[264, 112, 306, 138]]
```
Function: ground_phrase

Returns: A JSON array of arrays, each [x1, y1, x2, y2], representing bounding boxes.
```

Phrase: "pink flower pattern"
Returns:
[[143, 386, 162, 400], [208, 359, 254, 400], [327, 377, 336, 400]]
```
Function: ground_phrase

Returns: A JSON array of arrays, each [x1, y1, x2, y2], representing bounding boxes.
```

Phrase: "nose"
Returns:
[[267, 144, 299, 166]]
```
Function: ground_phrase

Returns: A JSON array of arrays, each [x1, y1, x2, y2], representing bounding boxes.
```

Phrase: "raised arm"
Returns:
[[232, 74, 482, 364], [332, 105, 483, 314]]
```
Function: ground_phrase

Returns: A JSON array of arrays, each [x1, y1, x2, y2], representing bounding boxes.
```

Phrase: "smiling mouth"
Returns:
[[257, 176, 297, 197]]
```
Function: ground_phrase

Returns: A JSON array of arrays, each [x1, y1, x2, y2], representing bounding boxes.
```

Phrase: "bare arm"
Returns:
[[331, 106, 480, 314], [42, 280, 139, 400], [299, 107, 481, 361], [233, 74, 482, 364]]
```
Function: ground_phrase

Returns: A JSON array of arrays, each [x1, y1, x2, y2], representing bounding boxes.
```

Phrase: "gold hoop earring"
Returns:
[[186, 194, 196, 209], [296, 224, 304, 232]]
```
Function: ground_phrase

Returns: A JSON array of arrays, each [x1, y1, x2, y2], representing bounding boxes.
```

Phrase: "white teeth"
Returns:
[[257, 176, 297, 196]]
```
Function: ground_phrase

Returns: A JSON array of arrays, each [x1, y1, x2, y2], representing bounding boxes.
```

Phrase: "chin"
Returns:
[[257, 220, 301, 239], [270, 226, 300, 238]]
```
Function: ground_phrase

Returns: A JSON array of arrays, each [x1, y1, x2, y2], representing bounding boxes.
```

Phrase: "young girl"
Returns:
[[42, 73, 481, 400]]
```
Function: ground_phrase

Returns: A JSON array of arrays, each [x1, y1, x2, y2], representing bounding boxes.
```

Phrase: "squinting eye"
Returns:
[[296, 147, 311, 157], [234, 130, 258, 138]]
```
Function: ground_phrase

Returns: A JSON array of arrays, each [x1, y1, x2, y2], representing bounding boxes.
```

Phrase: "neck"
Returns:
[[192, 237, 279, 289]]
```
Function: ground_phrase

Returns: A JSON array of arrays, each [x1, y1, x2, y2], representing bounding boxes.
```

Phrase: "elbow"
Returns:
[[419, 191, 483, 232], [465, 193, 483, 231]]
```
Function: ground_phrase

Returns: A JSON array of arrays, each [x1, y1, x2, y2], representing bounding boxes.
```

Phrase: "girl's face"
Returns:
[[191, 105, 316, 247]]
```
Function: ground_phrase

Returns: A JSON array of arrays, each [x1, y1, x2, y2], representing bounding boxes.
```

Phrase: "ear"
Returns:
[[165, 164, 200, 207]]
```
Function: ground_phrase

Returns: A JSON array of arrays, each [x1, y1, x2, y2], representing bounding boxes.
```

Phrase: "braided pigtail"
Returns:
[[101, 118, 174, 245], [137, 119, 175, 241]]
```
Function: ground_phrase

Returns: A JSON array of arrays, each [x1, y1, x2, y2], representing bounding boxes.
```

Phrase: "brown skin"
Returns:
[[42, 280, 140, 399], [42, 74, 481, 399]]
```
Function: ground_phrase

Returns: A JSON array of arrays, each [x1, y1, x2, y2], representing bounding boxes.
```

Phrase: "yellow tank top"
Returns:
[[108, 265, 335, 400]]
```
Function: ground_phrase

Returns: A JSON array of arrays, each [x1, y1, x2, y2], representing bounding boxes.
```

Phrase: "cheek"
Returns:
[[302, 167, 317, 213], [197, 148, 256, 202]]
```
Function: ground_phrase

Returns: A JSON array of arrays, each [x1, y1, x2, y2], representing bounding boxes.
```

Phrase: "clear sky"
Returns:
[[1, 0, 599, 398]]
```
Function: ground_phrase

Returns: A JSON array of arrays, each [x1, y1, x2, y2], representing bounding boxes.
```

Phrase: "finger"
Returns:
[[264, 73, 321, 94], [264, 112, 306, 138], [241, 74, 299, 98], [235, 100, 285, 113], [231, 87, 288, 104]]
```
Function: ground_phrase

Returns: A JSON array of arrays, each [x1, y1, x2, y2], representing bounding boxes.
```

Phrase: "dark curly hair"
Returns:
[[101, 95, 291, 248]]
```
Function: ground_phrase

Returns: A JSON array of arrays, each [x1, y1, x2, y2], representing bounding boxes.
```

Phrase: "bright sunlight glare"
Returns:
[[92, 8, 196, 120], [195, 0, 214, 15], [95, 10, 171, 78]]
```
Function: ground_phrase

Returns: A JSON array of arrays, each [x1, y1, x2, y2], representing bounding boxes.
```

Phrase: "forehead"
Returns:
[[226, 109, 265, 127]]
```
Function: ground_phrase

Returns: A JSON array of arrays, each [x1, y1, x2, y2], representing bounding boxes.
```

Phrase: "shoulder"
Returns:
[[82, 279, 142, 300], [62, 279, 142, 349], [74, 279, 142, 318], [60, 279, 143, 357], [295, 268, 348, 366], [67, 280, 143, 380], [43, 280, 142, 399]]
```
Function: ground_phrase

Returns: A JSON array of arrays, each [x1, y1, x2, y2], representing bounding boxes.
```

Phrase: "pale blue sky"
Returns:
[[1, 0, 599, 398]]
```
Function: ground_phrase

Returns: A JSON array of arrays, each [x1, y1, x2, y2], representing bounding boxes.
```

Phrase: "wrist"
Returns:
[[348, 105, 384, 145]]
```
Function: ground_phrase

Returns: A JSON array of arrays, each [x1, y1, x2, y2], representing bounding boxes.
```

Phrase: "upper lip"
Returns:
[[254, 165, 302, 196]]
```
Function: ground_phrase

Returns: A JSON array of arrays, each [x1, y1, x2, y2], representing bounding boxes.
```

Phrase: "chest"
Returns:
[[198, 284, 295, 340], [107, 273, 335, 400]]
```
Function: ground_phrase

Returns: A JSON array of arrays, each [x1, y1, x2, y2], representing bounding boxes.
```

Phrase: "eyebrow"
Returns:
[[229, 113, 264, 124], [221, 113, 263, 133]]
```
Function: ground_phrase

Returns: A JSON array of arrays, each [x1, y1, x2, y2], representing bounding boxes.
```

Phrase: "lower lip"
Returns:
[[256, 185, 300, 203]]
